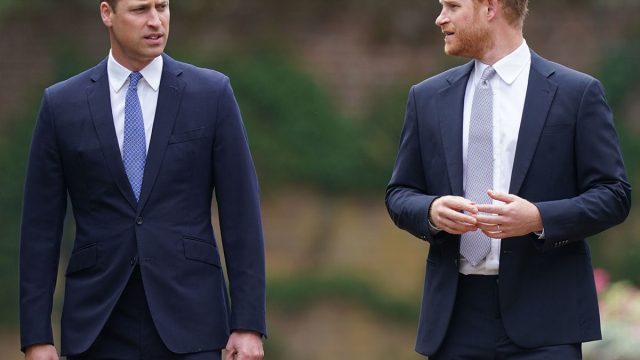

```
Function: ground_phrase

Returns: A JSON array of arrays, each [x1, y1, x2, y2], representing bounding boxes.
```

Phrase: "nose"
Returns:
[[147, 9, 161, 27], [435, 9, 448, 27]]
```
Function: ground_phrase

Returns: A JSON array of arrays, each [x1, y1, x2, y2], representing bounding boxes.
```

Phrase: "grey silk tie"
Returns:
[[460, 66, 496, 266]]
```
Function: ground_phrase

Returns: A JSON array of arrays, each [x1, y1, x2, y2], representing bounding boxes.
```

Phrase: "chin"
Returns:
[[444, 45, 460, 57], [145, 49, 165, 59]]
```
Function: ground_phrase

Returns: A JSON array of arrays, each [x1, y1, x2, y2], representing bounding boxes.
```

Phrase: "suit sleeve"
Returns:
[[212, 78, 267, 336], [535, 79, 631, 250], [385, 86, 446, 244], [19, 90, 67, 351]]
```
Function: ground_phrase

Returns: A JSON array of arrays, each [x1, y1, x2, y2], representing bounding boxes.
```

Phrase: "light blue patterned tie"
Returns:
[[461, 66, 496, 266], [123, 71, 146, 202]]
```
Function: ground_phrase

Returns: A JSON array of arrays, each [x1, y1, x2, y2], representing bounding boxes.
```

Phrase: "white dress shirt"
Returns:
[[107, 51, 163, 154], [459, 40, 531, 275]]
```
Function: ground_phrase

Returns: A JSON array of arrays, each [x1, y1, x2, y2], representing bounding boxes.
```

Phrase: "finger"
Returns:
[[432, 202, 477, 230], [475, 222, 500, 232], [439, 196, 478, 214], [224, 349, 237, 360], [438, 210, 477, 229], [475, 204, 504, 215], [442, 208, 478, 225], [481, 225, 512, 238], [474, 213, 507, 225], [439, 218, 477, 234], [487, 190, 518, 203], [235, 351, 262, 360], [481, 229, 506, 238], [252, 351, 265, 360], [447, 223, 477, 234]]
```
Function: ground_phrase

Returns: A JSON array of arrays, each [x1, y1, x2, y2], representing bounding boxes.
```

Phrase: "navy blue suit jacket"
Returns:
[[386, 52, 631, 356], [20, 54, 266, 356]]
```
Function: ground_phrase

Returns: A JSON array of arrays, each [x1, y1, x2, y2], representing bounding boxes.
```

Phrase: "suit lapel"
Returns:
[[509, 52, 558, 194], [87, 59, 138, 209], [438, 62, 474, 196], [137, 54, 185, 212]]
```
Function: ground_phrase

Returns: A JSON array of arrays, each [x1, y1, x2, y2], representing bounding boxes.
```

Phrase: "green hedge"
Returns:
[[268, 274, 419, 324], [0, 114, 33, 326], [207, 51, 399, 194]]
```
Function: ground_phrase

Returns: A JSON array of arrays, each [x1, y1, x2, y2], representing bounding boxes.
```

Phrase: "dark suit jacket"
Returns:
[[386, 52, 631, 356], [20, 54, 266, 356]]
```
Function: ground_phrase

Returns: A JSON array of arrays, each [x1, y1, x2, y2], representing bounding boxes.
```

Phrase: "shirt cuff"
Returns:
[[427, 219, 442, 234], [427, 198, 442, 235]]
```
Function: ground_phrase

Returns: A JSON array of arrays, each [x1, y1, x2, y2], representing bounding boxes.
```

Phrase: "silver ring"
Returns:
[[497, 225, 501, 231]]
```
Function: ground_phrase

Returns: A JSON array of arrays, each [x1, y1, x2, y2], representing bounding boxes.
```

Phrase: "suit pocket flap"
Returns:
[[66, 245, 98, 275], [169, 127, 208, 144], [183, 238, 221, 267]]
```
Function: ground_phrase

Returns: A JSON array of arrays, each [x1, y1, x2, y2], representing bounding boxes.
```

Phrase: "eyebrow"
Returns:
[[127, 1, 168, 9], [127, 1, 150, 9]]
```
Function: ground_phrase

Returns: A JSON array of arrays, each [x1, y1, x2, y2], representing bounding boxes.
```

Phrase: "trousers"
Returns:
[[67, 267, 222, 360], [431, 274, 582, 359]]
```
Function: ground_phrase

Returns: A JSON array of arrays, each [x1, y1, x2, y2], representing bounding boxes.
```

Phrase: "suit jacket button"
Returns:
[[136, 217, 143, 225]]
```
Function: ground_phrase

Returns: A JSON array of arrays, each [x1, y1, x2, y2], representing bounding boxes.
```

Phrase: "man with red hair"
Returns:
[[386, 0, 630, 358]]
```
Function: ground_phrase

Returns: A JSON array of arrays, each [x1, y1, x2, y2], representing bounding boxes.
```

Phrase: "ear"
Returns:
[[485, 0, 498, 21], [100, 2, 114, 27]]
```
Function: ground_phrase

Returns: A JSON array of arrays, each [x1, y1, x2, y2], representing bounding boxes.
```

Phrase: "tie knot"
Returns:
[[480, 66, 496, 82], [129, 72, 143, 88]]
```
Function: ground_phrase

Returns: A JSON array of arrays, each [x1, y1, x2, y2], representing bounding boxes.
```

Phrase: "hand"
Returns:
[[429, 196, 479, 235], [25, 344, 58, 360], [474, 190, 543, 239], [225, 330, 264, 360]]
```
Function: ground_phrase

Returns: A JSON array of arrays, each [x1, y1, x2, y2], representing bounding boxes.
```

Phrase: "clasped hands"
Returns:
[[429, 190, 543, 238]]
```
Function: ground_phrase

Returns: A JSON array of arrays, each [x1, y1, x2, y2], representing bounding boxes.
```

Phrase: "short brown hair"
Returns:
[[500, 0, 529, 26]]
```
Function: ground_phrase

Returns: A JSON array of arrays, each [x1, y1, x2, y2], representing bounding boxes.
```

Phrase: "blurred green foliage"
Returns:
[[0, 112, 33, 327], [268, 274, 418, 323], [598, 42, 640, 112], [360, 85, 413, 189], [0, 49, 95, 327], [202, 51, 404, 194], [587, 41, 640, 284], [212, 52, 367, 193], [0, 0, 17, 13]]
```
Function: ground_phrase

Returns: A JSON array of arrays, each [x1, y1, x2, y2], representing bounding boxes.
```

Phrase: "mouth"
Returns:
[[442, 31, 455, 39], [144, 33, 164, 41]]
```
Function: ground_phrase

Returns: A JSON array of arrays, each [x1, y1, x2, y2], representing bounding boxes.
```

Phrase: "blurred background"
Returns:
[[1, 0, 639, 359]]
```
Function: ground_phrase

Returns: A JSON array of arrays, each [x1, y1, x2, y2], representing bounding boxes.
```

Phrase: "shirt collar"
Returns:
[[107, 50, 164, 93], [473, 39, 531, 85]]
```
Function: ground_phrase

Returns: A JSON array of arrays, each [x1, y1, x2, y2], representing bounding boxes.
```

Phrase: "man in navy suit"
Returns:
[[386, 0, 631, 358], [20, 1, 265, 359]]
